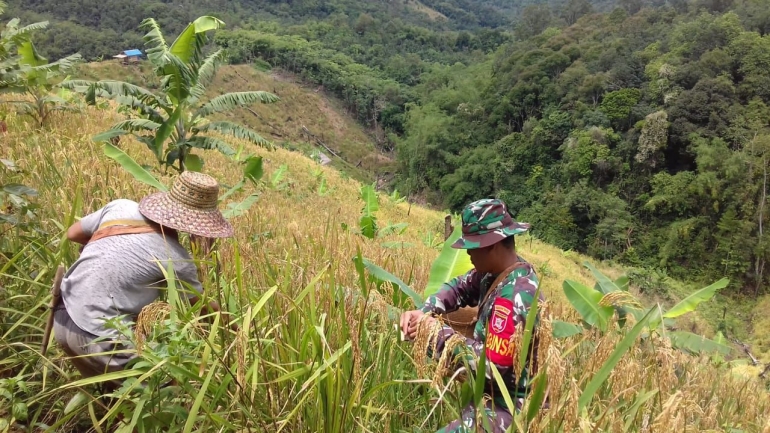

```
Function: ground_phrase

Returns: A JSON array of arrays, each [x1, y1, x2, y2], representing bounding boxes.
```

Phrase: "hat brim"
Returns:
[[451, 225, 529, 250], [139, 192, 234, 238]]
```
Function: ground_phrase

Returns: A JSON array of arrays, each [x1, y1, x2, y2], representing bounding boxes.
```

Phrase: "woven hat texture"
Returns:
[[139, 171, 234, 238]]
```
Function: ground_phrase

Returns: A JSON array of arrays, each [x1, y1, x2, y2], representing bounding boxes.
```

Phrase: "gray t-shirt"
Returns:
[[61, 199, 203, 338]]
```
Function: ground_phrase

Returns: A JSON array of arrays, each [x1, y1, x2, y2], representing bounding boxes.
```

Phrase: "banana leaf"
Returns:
[[662, 278, 729, 319], [424, 223, 473, 298], [668, 331, 732, 356], [103, 143, 167, 191], [584, 261, 630, 328], [358, 184, 379, 239], [552, 320, 583, 338], [562, 280, 614, 332]]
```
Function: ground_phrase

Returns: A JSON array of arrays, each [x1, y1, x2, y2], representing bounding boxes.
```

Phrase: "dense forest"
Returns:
[[11, 0, 770, 292]]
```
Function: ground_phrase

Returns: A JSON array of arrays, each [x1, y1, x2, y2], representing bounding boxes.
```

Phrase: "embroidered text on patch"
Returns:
[[485, 297, 516, 365]]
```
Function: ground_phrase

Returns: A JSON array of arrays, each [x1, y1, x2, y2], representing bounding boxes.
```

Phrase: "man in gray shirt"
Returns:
[[53, 171, 234, 388]]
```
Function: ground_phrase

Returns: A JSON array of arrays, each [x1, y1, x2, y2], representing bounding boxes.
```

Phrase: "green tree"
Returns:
[[599, 88, 641, 130], [4, 42, 81, 128], [514, 5, 552, 40], [65, 16, 279, 172], [635, 110, 669, 169], [559, 0, 593, 26], [560, 127, 620, 183]]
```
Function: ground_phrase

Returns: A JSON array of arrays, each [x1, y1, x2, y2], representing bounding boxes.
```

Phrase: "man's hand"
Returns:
[[400, 310, 423, 340], [400, 310, 438, 340]]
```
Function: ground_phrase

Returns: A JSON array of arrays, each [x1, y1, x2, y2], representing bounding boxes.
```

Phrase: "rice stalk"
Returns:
[[135, 301, 171, 354]]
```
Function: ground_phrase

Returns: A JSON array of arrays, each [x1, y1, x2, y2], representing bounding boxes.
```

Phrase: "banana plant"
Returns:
[[0, 6, 50, 90], [3, 43, 81, 128], [0, 8, 82, 127], [556, 262, 732, 356], [62, 16, 278, 173], [358, 184, 379, 239]]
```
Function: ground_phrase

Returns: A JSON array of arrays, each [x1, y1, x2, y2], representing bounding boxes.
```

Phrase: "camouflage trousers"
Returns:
[[436, 399, 520, 433]]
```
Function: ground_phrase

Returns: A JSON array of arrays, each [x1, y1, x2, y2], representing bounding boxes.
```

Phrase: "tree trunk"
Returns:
[[444, 215, 453, 240], [756, 158, 767, 297]]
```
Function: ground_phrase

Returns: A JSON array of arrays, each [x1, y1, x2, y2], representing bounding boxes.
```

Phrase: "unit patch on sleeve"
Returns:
[[485, 297, 516, 366]]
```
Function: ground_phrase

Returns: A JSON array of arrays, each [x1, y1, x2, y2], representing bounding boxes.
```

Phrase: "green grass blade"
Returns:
[[526, 369, 548, 423], [474, 345, 487, 405], [578, 306, 659, 411], [299, 341, 352, 394], [517, 284, 542, 374], [183, 358, 220, 433], [623, 389, 658, 431]]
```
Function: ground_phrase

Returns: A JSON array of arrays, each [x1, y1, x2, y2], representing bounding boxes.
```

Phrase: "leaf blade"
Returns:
[[668, 331, 732, 355], [663, 278, 729, 319], [552, 320, 583, 338], [359, 257, 422, 308], [562, 280, 613, 331], [102, 143, 168, 191], [424, 224, 474, 297], [578, 307, 659, 411]]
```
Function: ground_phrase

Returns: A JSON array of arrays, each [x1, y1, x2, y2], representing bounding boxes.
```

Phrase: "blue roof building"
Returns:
[[113, 49, 143, 64]]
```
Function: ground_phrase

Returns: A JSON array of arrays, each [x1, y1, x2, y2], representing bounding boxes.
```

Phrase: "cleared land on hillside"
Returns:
[[75, 61, 396, 184]]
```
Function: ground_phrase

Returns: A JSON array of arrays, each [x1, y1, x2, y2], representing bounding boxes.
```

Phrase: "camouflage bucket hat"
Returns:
[[452, 198, 530, 249]]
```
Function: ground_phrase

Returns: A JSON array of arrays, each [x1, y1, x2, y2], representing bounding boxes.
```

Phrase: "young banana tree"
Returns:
[[0, 5, 63, 91], [3, 41, 81, 128], [1, 5, 82, 127], [62, 16, 279, 172]]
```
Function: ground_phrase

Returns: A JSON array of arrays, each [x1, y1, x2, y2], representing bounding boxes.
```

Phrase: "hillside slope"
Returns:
[[74, 61, 395, 184], [3, 84, 770, 430], [5, 60, 767, 355], [67, 61, 770, 369]]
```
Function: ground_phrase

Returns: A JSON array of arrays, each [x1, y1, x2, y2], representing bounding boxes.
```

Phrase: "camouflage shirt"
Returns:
[[420, 258, 542, 408]]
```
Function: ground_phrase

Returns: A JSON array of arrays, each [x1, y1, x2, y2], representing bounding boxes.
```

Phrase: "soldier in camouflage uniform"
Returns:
[[400, 198, 542, 433]]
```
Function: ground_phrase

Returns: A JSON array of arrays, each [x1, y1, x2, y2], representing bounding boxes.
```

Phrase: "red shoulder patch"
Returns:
[[485, 297, 516, 366]]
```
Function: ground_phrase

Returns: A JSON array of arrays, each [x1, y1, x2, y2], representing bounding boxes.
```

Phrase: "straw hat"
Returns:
[[139, 171, 234, 238]]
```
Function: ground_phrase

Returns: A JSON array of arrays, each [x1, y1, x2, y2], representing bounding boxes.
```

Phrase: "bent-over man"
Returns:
[[54, 171, 234, 388]]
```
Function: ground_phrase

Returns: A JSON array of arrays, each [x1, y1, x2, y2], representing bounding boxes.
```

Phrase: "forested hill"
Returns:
[[9, 0, 517, 60], [212, 0, 770, 294], [390, 3, 770, 293]]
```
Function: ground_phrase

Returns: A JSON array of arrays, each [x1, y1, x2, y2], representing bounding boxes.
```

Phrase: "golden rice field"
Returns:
[[3, 87, 770, 432]]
